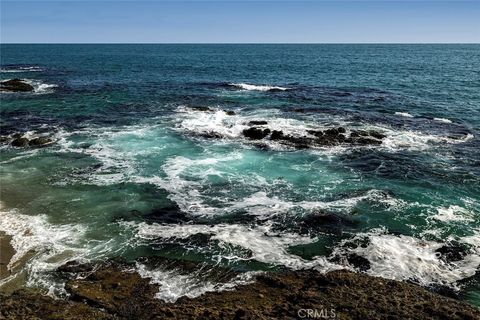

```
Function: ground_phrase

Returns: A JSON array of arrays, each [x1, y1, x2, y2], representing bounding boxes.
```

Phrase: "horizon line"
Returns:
[[2, 42, 480, 45]]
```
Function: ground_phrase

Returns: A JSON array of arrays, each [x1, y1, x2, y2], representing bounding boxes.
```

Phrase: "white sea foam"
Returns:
[[24, 79, 58, 94], [128, 222, 338, 271], [229, 83, 289, 91], [333, 229, 480, 288], [394, 112, 414, 118], [432, 205, 475, 222], [175, 107, 472, 154], [0, 66, 43, 73], [134, 148, 404, 217], [53, 124, 165, 185], [136, 262, 258, 302], [433, 118, 453, 124], [0, 205, 87, 293]]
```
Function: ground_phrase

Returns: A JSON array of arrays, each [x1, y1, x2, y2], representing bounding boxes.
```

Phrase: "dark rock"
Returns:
[[270, 130, 284, 140], [191, 106, 213, 112], [435, 243, 469, 263], [2, 259, 480, 320], [243, 127, 271, 140], [368, 130, 386, 140], [350, 130, 369, 138], [276, 134, 313, 148], [10, 137, 29, 147], [324, 128, 341, 136], [0, 79, 34, 92], [292, 108, 306, 113], [307, 130, 324, 137], [29, 137, 52, 146], [198, 131, 223, 139], [12, 133, 23, 139], [224, 110, 236, 116], [248, 120, 268, 126], [346, 253, 371, 271], [57, 260, 95, 274], [143, 204, 191, 224], [299, 212, 357, 234], [267, 88, 284, 93]]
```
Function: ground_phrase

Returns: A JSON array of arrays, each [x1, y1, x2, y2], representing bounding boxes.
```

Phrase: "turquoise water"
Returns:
[[1, 44, 479, 305]]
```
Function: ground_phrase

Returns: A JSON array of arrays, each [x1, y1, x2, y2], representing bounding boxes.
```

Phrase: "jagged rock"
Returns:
[[248, 120, 268, 126], [435, 243, 469, 263], [243, 127, 271, 140], [270, 130, 284, 140], [271, 127, 383, 149], [191, 106, 213, 112], [346, 253, 371, 271], [2, 259, 480, 320], [57, 260, 95, 274], [368, 130, 386, 140], [0, 79, 34, 92], [29, 137, 52, 146], [307, 130, 323, 137], [224, 110, 236, 116], [198, 131, 223, 139], [10, 137, 29, 147]]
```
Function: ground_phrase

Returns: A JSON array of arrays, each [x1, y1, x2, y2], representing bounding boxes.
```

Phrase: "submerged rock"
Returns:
[[2, 259, 479, 319], [297, 212, 358, 236], [143, 204, 192, 224], [0, 79, 34, 92]]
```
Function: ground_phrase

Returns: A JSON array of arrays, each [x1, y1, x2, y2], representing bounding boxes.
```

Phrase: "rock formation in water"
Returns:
[[0, 79, 34, 92]]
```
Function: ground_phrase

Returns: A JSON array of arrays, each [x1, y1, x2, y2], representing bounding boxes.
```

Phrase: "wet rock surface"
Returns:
[[243, 127, 271, 140], [0, 79, 34, 92], [1, 259, 479, 319], [242, 126, 385, 148], [1, 134, 53, 148]]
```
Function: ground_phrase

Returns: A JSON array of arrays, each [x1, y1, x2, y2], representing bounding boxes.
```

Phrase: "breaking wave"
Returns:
[[228, 83, 289, 92]]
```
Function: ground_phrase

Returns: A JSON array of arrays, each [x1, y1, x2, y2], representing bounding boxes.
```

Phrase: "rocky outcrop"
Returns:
[[243, 127, 271, 140], [0, 79, 34, 92], [29, 137, 53, 146], [1, 134, 53, 148], [1, 259, 479, 319], [248, 120, 268, 126], [243, 126, 386, 148]]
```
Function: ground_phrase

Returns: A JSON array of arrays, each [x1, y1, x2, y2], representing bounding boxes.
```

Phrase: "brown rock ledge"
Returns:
[[1, 260, 479, 320]]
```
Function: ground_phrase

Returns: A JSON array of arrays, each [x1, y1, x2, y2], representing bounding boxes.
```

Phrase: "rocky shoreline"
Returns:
[[1, 258, 479, 319]]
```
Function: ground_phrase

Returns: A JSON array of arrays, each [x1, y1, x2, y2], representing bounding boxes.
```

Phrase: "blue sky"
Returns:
[[1, 1, 479, 43]]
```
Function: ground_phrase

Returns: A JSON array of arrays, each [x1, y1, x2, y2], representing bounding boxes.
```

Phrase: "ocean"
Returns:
[[0, 44, 479, 306]]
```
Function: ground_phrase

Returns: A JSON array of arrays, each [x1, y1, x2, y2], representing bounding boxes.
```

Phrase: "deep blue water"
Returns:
[[1, 44, 479, 305]]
